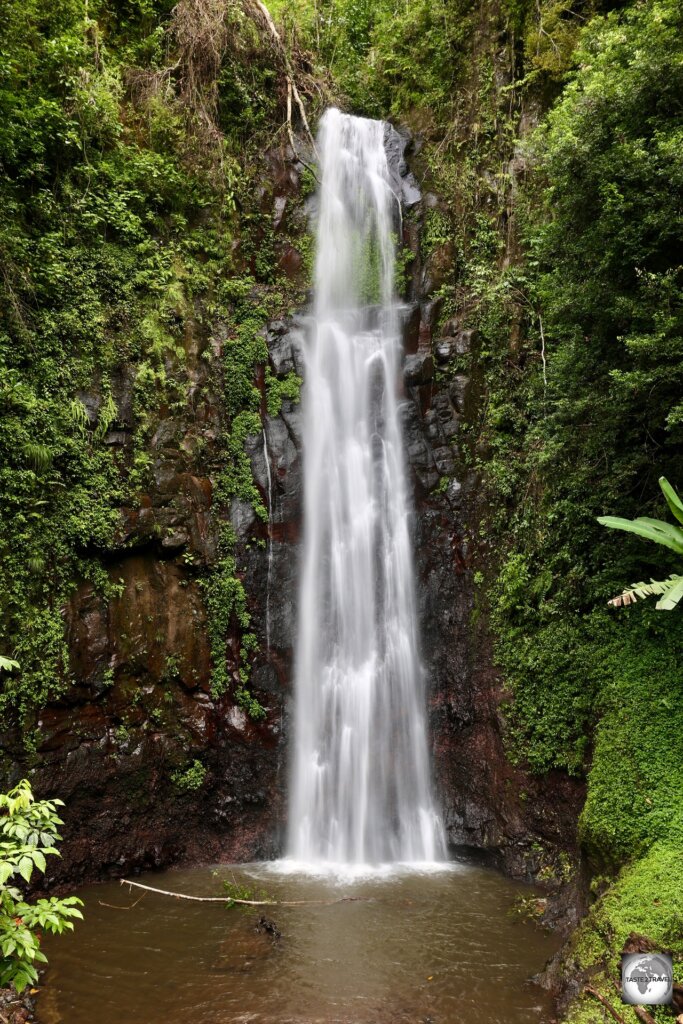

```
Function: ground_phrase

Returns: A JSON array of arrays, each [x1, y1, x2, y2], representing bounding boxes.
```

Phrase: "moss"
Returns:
[[579, 617, 683, 868], [266, 369, 302, 418], [563, 842, 683, 1024]]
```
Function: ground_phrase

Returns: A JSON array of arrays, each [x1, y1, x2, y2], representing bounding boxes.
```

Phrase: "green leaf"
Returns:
[[659, 477, 683, 526], [18, 856, 33, 883], [656, 575, 683, 610], [633, 517, 683, 549], [597, 515, 683, 554]]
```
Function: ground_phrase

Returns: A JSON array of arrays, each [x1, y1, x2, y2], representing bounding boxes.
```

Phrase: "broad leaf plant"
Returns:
[[0, 779, 83, 993], [598, 477, 683, 610]]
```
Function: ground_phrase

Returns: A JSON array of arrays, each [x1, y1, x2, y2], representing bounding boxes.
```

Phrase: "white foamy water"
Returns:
[[286, 108, 446, 868]]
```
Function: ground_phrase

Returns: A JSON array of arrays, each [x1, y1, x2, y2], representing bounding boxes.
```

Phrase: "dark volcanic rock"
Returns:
[[403, 352, 434, 386]]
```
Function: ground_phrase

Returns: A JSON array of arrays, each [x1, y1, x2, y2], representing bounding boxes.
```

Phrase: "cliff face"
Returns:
[[14, 128, 582, 914], [16, 138, 308, 886], [390, 137, 585, 896]]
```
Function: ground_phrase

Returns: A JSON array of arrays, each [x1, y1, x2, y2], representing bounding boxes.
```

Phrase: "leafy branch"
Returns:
[[0, 780, 83, 993]]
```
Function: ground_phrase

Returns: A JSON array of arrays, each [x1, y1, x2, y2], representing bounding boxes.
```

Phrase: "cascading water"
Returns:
[[262, 429, 274, 654], [287, 108, 446, 867]]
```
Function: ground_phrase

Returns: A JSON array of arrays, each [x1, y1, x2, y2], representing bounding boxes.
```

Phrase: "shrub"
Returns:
[[0, 780, 83, 993]]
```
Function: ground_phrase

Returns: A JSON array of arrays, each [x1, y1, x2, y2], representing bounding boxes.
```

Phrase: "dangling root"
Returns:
[[251, 0, 319, 160]]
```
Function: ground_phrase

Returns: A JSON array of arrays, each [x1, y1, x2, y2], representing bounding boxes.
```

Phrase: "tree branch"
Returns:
[[584, 986, 629, 1024], [120, 878, 365, 907]]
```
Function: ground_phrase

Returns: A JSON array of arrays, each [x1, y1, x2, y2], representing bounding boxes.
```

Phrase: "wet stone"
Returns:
[[268, 327, 305, 378], [432, 446, 456, 475], [403, 352, 434, 386], [449, 376, 470, 414]]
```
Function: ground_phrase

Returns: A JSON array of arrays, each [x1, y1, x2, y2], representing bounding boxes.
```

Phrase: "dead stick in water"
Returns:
[[98, 893, 146, 911], [584, 986, 629, 1024], [120, 879, 366, 907]]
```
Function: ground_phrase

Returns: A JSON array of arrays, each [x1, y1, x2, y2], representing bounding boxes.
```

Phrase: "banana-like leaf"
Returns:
[[656, 575, 683, 610], [659, 476, 683, 526], [634, 517, 683, 547], [608, 574, 683, 609], [597, 515, 683, 554]]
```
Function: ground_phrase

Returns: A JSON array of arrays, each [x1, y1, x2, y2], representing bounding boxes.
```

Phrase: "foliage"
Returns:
[[170, 759, 207, 791], [0, 780, 83, 993], [0, 0, 309, 733], [221, 876, 271, 908], [452, 3, 683, 1006], [270, 0, 475, 122], [598, 477, 683, 609], [0, 0, 221, 728], [471, 0, 683, 777]]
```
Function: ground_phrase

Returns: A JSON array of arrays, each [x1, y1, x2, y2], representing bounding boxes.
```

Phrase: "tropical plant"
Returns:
[[0, 780, 83, 993], [598, 477, 683, 610]]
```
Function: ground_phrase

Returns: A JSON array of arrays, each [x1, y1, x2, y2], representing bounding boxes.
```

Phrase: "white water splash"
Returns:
[[287, 108, 446, 868]]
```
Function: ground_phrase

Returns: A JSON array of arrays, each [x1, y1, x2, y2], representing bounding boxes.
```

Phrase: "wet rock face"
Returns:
[[22, 129, 582, 892], [387, 133, 585, 890], [18, 143, 309, 885]]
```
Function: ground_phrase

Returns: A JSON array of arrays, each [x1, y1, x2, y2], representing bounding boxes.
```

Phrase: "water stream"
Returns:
[[288, 108, 445, 867]]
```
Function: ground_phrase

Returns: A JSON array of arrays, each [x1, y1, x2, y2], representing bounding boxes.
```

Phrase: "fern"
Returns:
[[95, 393, 118, 440], [68, 397, 89, 435], [22, 442, 52, 472]]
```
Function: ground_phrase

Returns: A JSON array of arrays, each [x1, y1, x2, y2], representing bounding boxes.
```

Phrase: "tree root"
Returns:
[[251, 0, 319, 161]]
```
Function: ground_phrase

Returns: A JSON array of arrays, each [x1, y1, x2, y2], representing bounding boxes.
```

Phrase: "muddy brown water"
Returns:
[[36, 861, 561, 1024]]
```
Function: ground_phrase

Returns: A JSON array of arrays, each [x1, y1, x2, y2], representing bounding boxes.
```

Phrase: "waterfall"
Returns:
[[262, 428, 274, 654], [287, 108, 446, 867]]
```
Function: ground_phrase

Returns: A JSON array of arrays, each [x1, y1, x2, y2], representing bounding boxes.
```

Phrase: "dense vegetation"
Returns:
[[0, 0, 311, 746]]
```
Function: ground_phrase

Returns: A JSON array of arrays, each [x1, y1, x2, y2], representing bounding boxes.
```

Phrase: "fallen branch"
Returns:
[[610, 978, 659, 1019], [120, 878, 366, 907], [98, 893, 146, 911], [584, 986, 628, 1024], [632, 1008, 657, 1024], [286, 80, 319, 182]]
